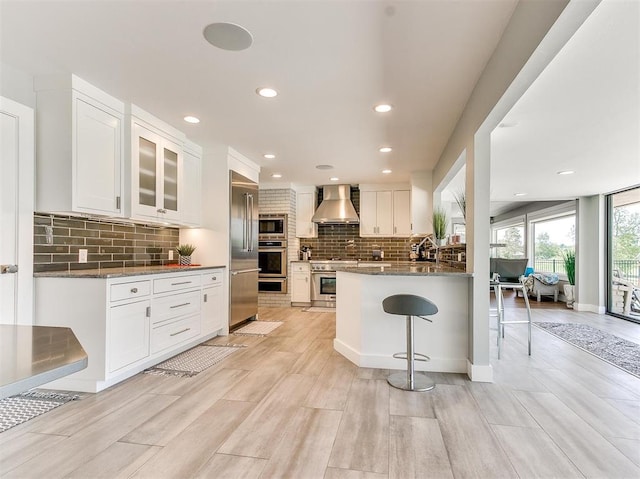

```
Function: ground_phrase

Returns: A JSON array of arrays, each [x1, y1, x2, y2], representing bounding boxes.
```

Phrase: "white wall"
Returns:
[[575, 195, 606, 313], [0, 63, 36, 107], [431, 0, 601, 380]]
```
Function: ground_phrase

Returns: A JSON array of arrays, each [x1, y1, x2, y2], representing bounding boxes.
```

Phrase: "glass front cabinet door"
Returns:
[[132, 123, 182, 222]]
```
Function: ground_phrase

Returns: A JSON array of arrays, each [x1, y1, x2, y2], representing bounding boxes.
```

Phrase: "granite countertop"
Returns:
[[336, 263, 472, 277], [34, 264, 226, 279]]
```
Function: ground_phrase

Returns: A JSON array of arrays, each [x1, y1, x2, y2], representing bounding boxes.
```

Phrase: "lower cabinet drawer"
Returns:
[[153, 290, 201, 325], [151, 314, 200, 354], [110, 280, 151, 302], [154, 274, 201, 294]]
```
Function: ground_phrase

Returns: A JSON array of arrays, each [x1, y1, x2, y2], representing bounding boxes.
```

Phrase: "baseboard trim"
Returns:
[[574, 303, 606, 314], [467, 360, 494, 382]]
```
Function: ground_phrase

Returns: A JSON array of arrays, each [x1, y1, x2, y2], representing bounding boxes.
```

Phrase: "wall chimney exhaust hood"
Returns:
[[311, 185, 359, 224]]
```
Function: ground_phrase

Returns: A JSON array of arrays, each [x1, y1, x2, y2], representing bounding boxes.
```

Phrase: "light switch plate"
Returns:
[[168, 250, 174, 260], [78, 249, 88, 263]]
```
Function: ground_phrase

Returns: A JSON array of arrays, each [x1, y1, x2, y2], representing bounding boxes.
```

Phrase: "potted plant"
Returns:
[[432, 207, 448, 246], [176, 244, 196, 266], [562, 250, 575, 308], [453, 189, 466, 222]]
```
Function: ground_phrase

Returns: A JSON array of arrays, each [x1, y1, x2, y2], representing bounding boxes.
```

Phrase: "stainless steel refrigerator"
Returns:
[[229, 170, 259, 329]]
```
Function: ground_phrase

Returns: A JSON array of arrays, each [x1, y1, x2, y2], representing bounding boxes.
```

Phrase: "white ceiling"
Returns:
[[1, 0, 638, 202]]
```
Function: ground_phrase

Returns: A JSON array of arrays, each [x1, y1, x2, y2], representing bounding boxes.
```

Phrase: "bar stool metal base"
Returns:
[[387, 371, 435, 392]]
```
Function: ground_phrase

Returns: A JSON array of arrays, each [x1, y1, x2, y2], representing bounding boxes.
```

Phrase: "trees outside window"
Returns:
[[495, 225, 525, 259], [532, 215, 575, 274]]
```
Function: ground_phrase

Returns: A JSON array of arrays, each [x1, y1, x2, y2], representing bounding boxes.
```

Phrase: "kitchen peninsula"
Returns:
[[334, 263, 473, 376]]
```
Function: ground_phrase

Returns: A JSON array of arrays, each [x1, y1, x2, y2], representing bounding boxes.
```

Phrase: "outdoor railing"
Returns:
[[534, 259, 639, 284]]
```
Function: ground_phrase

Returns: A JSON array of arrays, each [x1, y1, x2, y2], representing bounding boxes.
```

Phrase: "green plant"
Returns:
[[176, 244, 196, 256], [453, 189, 466, 222], [562, 250, 575, 285], [432, 207, 448, 240]]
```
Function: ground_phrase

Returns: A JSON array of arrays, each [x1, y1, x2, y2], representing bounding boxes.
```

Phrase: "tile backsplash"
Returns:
[[33, 213, 179, 272]]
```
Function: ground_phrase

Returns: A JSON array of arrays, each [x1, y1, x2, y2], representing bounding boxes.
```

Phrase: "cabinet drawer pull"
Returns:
[[130, 287, 138, 293], [170, 302, 191, 309], [171, 281, 192, 286], [204, 293, 208, 303], [170, 327, 190, 337], [146, 306, 151, 318]]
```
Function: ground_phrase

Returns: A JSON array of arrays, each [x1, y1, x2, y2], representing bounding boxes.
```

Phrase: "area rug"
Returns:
[[144, 344, 244, 378], [0, 390, 80, 433], [534, 322, 640, 378], [303, 307, 336, 313], [233, 320, 283, 336]]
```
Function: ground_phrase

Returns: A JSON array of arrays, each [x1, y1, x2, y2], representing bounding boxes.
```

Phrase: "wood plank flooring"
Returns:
[[2, 306, 640, 478]]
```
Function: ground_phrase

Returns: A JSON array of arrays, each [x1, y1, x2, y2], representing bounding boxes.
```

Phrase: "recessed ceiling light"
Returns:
[[374, 104, 393, 113], [203, 22, 253, 51], [271, 173, 282, 178], [183, 116, 200, 124], [382, 169, 392, 174], [379, 147, 392, 153], [263, 153, 276, 159], [514, 192, 527, 197], [330, 177, 339, 181], [315, 164, 334, 170], [557, 170, 575, 175], [257, 87, 278, 98]]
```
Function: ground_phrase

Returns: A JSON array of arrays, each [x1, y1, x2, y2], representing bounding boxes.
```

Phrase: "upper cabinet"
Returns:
[[296, 186, 318, 238], [181, 140, 203, 227], [34, 75, 125, 216], [359, 184, 411, 237], [126, 105, 186, 224]]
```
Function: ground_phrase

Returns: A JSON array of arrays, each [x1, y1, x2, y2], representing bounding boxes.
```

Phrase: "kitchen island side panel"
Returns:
[[335, 271, 470, 374]]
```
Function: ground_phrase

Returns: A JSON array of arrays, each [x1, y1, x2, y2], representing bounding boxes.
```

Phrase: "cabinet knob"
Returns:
[[212, 276, 216, 281], [131, 287, 138, 293]]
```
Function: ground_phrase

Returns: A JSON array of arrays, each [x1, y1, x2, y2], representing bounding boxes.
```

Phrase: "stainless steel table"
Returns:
[[0, 325, 88, 399]]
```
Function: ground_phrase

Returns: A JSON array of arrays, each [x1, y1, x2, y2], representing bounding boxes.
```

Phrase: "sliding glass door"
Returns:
[[607, 187, 640, 323]]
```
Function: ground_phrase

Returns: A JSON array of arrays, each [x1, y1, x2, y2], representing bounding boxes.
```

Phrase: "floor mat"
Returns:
[[233, 320, 283, 336], [144, 344, 244, 377], [303, 307, 336, 313], [534, 322, 640, 378], [0, 391, 80, 433]]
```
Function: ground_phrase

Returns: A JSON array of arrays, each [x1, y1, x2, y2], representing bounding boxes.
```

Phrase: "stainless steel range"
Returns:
[[310, 260, 357, 307]]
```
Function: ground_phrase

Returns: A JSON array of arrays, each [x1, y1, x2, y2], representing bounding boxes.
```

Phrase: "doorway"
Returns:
[[0, 96, 34, 325], [607, 186, 640, 323]]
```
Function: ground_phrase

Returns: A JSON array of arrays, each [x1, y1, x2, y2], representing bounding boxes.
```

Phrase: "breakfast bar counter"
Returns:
[[334, 264, 473, 376]]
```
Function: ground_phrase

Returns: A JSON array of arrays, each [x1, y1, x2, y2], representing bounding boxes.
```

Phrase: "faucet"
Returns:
[[417, 235, 440, 265]]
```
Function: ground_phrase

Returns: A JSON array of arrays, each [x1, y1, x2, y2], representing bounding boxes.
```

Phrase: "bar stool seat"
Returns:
[[382, 294, 438, 392]]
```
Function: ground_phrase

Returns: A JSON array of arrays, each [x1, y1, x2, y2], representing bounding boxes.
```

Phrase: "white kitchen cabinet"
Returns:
[[360, 190, 393, 236], [360, 184, 411, 237], [290, 262, 311, 304], [202, 271, 224, 335], [392, 189, 412, 236], [34, 268, 225, 393], [34, 74, 124, 216], [109, 298, 150, 372], [296, 187, 318, 238], [128, 105, 186, 224], [181, 140, 203, 227]]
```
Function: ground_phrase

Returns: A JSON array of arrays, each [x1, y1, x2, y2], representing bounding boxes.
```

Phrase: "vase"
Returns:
[[563, 284, 574, 309], [179, 255, 192, 266]]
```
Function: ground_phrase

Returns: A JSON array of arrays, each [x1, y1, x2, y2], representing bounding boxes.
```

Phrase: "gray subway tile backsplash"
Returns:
[[33, 213, 180, 272]]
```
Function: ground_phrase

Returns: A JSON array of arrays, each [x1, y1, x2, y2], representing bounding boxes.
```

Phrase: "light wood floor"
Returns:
[[2, 306, 640, 478]]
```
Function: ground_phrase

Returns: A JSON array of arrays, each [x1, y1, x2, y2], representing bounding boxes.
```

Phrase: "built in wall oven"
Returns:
[[258, 239, 287, 293], [258, 214, 287, 239]]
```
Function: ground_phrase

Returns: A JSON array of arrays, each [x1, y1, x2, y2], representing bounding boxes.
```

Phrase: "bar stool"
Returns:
[[382, 294, 438, 392], [492, 276, 532, 359]]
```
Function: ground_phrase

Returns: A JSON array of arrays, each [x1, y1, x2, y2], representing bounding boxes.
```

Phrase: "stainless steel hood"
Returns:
[[311, 185, 359, 224]]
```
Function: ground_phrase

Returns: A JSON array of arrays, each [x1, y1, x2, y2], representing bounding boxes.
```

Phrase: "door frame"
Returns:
[[1, 96, 34, 325]]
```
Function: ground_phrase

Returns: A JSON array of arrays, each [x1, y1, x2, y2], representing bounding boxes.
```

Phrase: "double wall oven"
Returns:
[[258, 214, 288, 293]]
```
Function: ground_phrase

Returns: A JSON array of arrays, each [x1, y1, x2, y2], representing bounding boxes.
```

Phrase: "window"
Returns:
[[531, 214, 575, 274], [493, 224, 525, 259]]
